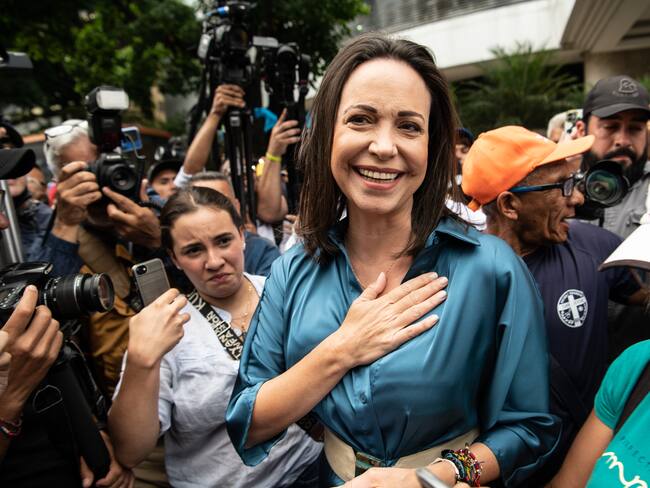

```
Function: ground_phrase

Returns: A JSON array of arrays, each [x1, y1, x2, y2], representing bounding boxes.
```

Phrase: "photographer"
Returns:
[[175, 84, 297, 230], [0, 147, 132, 487], [0, 123, 52, 261], [42, 120, 162, 395]]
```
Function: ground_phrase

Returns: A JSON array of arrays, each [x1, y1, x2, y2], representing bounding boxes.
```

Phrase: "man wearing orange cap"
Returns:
[[462, 125, 649, 483]]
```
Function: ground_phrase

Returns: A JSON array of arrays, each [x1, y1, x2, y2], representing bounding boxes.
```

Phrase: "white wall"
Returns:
[[394, 0, 577, 79]]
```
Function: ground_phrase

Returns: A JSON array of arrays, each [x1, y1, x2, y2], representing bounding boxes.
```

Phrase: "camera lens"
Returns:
[[136, 265, 147, 275], [585, 170, 624, 206], [108, 165, 137, 193], [42, 273, 115, 320]]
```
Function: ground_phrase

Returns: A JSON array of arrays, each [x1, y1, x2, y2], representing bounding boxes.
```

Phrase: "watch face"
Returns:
[[415, 468, 451, 488]]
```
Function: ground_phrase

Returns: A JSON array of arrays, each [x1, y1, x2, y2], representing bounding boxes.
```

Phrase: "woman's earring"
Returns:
[[242, 242, 247, 251]]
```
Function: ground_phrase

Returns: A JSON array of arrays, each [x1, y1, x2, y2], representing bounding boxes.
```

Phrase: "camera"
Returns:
[[576, 160, 630, 220], [564, 108, 583, 136], [0, 262, 115, 326], [85, 86, 142, 201], [581, 159, 629, 207], [260, 42, 311, 121], [198, 1, 256, 86]]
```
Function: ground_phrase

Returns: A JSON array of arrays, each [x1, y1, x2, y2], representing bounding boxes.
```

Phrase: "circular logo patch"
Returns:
[[557, 289, 588, 328]]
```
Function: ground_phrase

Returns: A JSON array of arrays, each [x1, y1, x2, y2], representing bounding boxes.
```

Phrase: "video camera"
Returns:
[[576, 160, 630, 220], [193, 1, 311, 216], [85, 86, 143, 202]]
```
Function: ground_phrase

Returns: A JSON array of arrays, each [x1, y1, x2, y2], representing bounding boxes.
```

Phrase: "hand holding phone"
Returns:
[[132, 258, 171, 307]]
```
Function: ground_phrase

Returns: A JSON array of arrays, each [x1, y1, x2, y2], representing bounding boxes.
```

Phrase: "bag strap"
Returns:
[[186, 288, 245, 361], [187, 287, 324, 441], [615, 361, 650, 434]]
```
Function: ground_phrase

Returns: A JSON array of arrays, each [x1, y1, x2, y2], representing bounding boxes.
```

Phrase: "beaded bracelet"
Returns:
[[0, 416, 23, 438], [441, 444, 482, 487]]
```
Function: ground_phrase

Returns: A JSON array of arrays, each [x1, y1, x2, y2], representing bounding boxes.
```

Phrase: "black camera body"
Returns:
[[85, 86, 142, 201], [0, 262, 115, 327]]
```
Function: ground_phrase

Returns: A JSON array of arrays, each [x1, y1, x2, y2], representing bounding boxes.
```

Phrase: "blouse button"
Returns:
[[359, 393, 367, 404]]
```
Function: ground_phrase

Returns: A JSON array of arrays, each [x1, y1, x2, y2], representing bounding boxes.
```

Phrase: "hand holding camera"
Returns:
[[53, 161, 102, 241], [127, 289, 190, 369], [103, 186, 161, 249], [0, 286, 62, 419], [210, 84, 246, 118]]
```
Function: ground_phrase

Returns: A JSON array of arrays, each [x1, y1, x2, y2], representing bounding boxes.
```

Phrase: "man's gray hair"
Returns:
[[189, 171, 233, 190], [43, 120, 90, 177], [546, 111, 567, 139]]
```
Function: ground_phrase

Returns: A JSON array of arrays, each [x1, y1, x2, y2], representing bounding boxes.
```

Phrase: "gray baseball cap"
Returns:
[[583, 75, 650, 119]]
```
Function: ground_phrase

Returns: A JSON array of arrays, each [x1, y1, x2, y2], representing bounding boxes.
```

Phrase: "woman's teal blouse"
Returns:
[[227, 217, 560, 486]]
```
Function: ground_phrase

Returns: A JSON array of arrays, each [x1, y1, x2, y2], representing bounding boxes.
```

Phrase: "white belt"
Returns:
[[324, 427, 480, 481]]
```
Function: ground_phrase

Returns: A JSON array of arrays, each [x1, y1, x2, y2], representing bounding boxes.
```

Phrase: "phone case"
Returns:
[[132, 258, 170, 307]]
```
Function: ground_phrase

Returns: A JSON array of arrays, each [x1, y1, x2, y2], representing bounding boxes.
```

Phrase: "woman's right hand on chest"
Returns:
[[330, 272, 448, 369], [127, 289, 191, 368]]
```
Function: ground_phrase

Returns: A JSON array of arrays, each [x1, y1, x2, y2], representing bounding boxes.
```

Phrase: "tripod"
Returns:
[[223, 107, 257, 224]]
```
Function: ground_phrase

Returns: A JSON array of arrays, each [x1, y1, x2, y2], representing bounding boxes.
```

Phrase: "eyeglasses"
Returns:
[[510, 172, 585, 198], [44, 120, 86, 140]]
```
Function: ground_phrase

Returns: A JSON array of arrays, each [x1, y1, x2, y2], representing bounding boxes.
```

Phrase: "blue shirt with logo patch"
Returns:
[[523, 221, 639, 413]]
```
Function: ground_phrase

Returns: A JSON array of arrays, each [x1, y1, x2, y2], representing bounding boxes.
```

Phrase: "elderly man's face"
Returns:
[[58, 134, 98, 170], [512, 158, 585, 247]]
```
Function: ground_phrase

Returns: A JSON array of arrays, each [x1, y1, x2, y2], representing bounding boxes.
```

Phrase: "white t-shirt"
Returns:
[[445, 198, 487, 230], [116, 274, 321, 488]]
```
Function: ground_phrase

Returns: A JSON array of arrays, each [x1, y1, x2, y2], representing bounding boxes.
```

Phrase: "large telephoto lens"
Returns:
[[42, 273, 115, 320]]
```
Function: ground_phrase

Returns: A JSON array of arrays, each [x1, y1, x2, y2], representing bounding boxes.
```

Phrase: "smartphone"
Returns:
[[121, 126, 143, 153], [132, 258, 170, 307], [415, 468, 451, 488]]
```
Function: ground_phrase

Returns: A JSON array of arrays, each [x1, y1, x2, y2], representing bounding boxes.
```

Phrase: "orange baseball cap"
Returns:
[[461, 126, 595, 211]]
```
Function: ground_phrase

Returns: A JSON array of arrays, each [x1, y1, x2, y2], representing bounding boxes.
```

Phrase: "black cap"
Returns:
[[583, 75, 650, 119], [147, 159, 181, 183], [457, 127, 475, 145], [0, 121, 24, 148], [0, 148, 36, 179]]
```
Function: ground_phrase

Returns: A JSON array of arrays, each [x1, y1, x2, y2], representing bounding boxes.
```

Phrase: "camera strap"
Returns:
[[186, 288, 245, 361]]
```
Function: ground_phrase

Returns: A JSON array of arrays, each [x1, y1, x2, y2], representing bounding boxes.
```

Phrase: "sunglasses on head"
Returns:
[[44, 120, 86, 140]]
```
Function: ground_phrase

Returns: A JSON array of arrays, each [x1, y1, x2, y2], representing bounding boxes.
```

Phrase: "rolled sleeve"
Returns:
[[226, 256, 290, 465], [477, 244, 560, 486]]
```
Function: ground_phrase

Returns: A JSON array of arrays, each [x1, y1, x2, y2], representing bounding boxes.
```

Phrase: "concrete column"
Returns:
[[584, 48, 650, 87]]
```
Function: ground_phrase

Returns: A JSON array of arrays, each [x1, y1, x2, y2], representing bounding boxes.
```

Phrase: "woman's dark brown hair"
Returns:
[[297, 33, 459, 263], [160, 186, 243, 251]]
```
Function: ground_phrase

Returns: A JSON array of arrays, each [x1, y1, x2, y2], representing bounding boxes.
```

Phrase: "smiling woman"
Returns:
[[226, 33, 560, 487]]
